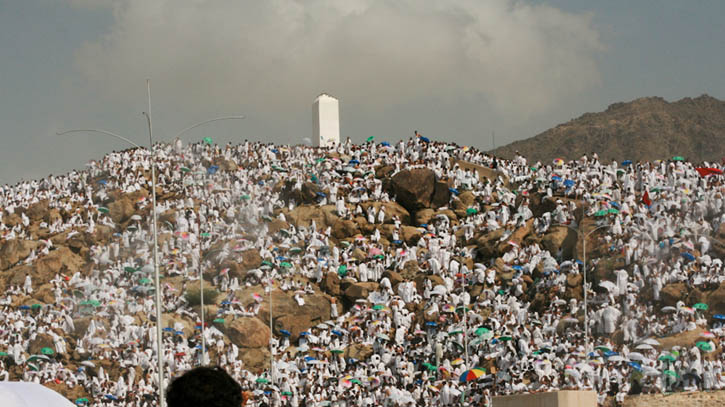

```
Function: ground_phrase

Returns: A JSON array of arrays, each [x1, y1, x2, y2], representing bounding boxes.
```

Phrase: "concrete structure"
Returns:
[[493, 390, 597, 407], [312, 93, 340, 148]]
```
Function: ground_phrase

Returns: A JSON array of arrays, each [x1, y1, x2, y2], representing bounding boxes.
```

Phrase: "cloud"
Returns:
[[74, 0, 603, 141]]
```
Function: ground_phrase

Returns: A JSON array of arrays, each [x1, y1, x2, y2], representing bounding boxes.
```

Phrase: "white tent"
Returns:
[[0, 382, 75, 407]]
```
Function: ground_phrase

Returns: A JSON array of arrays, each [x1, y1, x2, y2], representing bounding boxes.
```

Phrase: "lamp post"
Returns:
[[56, 80, 244, 406], [551, 222, 611, 353]]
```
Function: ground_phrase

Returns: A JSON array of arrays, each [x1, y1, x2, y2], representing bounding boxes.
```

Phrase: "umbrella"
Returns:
[[713, 314, 725, 321], [681, 252, 696, 262], [255, 377, 269, 384], [422, 362, 437, 371], [124, 266, 138, 273], [203, 136, 213, 145], [594, 210, 608, 217], [97, 207, 110, 214], [139, 278, 152, 285], [693, 303, 708, 311], [700, 331, 716, 339], [280, 262, 293, 268], [213, 318, 225, 324], [451, 358, 464, 366], [337, 265, 348, 276], [640, 338, 660, 346], [607, 355, 627, 363], [628, 352, 646, 361], [595, 346, 612, 352], [459, 368, 486, 383], [27, 355, 51, 362], [696, 341, 713, 352], [658, 354, 676, 362], [622, 160, 632, 166], [475, 327, 490, 336], [663, 369, 679, 377], [661, 306, 677, 313], [635, 344, 654, 351], [280, 329, 291, 337], [466, 208, 478, 216], [41, 347, 55, 355], [672, 156, 685, 162], [598, 281, 617, 292]]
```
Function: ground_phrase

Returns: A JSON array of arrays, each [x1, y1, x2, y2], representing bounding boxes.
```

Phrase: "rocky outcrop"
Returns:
[[390, 168, 449, 212], [228, 317, 271, 348]]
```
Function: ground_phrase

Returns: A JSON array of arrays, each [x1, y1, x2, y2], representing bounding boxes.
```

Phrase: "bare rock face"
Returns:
[[541, 226, 577, 259], [390, 168, 443, 212], [240, 249, 262, 271], [321, 272, 341, 296], [359, 202, 411, 225], [26, 200, 50, 222], [240, 347, 271, 374], [228, 317, 271, 348], [0, 239, 40, 270], [343, 282, 379, 302], [28, 333, 55, 355], [345, 344, 374, 361], [108, 196, 135, 224], [660, 282, 688, 306]]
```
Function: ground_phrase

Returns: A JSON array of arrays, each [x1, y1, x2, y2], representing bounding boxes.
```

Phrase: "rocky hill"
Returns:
[[492, 95, 725, 164]]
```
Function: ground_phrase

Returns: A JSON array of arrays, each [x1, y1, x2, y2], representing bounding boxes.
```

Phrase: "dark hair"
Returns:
[[166, 366, 242, 407]]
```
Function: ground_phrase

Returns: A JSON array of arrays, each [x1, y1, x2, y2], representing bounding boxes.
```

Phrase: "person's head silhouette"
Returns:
[[166, 366, 243, 407]]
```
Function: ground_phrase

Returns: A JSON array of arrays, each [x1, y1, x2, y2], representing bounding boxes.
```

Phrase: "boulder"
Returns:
[[228, 317, 271, 348], [431, 180, 451, 208], [400, 226, 423, 245], [390, 168, 436, 212], [331, 219, 360, 240], [239, 347, 271, 374], [382, 270, 404, 288], [359, 202, 411, 225], [541, 226, 577, 259], [240, 249, 262, 271], [286, 205, 339, 229], [107, 196, 135, 224], [660, 283, 688, 306], [321, 272, 341, 296], [28, 333, 55, 355], [345, 344, 374, 361], [400, 260, 420, 281], [706, 284, 725, 315], [26, 200, 50, 222], [344, 282, 379, 302], [414, 209, 435, 226], [0, 239, 40, 270]]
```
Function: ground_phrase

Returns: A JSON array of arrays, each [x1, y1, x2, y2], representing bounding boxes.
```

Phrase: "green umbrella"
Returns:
[[41, 347, 55, 355], [76, 398, 90, 404], [27, 355, 50, 362], [595, 346, 611, 352], [289, 247, 303, 255], [255, 377, 269, 384], [241, 194, 251, 200], [124, 266, 138, 273], [262, 260, 274, 267], [181, 167, 191, 173], [693, 303, 708, 311], [315, 157, 326, 163], [373, 304, 385, 311], [330, 349, 344, 354], [98, 207, 110, 214], [474, 327, 490, 336], [456, 306, 470, 313], [422, 362, 437, 371], [594, 210, 608, 217], [282, 391, 293, 396], [608, 208, 620, 214], [0, 352, 8, 356], [203, 137, 213, 145], [337, 265, 348, 277], [139, 278, 152, 285], [366, 136, 375, 142], [448, 330, 463, 336], [280, 262, 293, 268], [373, 254, 384, 260], [466, 208, 478, 216], [658, 354, 676, 362], [696, 341, 713, 352], [499, 336, 512, 341], [663, 369, 678, 377], [672, 156, 685, 162], [350, 379, 362, 385], [31, 304, 42, 310], [80, 300, 100, 307], [213, 318, 225, 324]]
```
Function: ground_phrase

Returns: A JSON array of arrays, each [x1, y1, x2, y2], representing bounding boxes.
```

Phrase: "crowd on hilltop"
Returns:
[[0, 134, 724, 407]]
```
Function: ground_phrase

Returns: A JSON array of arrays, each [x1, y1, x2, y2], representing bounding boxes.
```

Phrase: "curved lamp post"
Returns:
[[552, 222, 611, 353], [56, 80, 244, 406]]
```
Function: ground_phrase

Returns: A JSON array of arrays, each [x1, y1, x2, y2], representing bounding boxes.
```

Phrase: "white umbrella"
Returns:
[[0, 382, 75, 407], [661, 306, 677, 313], [627, 352, 646, 361], [640, 338, 660, 346], [635, 344, 654, 351], [607, 355, 627, 363]]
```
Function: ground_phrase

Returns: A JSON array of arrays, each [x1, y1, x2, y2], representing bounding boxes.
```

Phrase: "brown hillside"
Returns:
[[492, 95, 725, 164]]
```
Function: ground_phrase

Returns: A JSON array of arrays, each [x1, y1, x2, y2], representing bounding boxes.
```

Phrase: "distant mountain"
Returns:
[[492, 95, 725, 164]]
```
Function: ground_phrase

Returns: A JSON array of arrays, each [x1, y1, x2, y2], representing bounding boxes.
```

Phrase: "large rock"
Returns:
[[228, 317, 271, 348], [344, 282, 379, 302], [359, 202, 411, 225], [660, 283, 688, 306], [26, 200, 50, 222], [706, 284, 725, 315], [33, 246, 85, 283], [332, 219, 360, 240], [400, 226, 423, 245], [239, 347, 271, 374], [390, 168, 437, 212], [107, 196, 135, 224], [240, 249, 262, 271], [541, 226, 577, 259], [415, 209, 435, 226], [286, 205, 339, 229], [0, 239, 40, 270], [28, 333, 55, 355], [321, 272, 341, 296], [345, 344, 374, 361]]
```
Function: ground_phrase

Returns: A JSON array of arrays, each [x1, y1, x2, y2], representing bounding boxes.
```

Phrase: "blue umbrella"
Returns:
[[19, 305, 30, 310], [299, 331, 310, 336], [175, 330, 184, 335], [419, 136, 430, 143], [682, 252, 696, 262], [221, 300, 231, 305], [280, 329, 291, 337], [271, 149, 279, 153], [97, 179, 107, 185], [604, 350, 618, 357], [207, 165, 219, 175], [380, 141, 391, 147], [610, 202, 620, 208], [512, 265, 522, 271], [622, 160, 632, 166], [713, 314, 725, 321], [629, 361, 642, 371], [551, 175, 562, 181], [425, 321, 438, 327], [105, 395, 119, 401], [392, 240, 402, 245], [349, 159, 360, 165], [331, 330, 343, 336], [347, 358, 358, 364], [162, 327, 174, 332], [449, 187, 460, 195], [304, 356, 317, 362], [316, 191, 327, 197]]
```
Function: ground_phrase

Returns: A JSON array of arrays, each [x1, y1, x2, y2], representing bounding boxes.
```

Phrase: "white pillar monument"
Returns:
[[312, 93, 340, 148]]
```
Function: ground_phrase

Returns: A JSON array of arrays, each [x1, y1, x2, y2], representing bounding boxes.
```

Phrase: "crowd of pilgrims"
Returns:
[[0, 134, 724, 406]]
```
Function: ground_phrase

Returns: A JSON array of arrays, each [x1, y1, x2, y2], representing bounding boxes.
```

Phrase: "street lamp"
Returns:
[[551, 222, 611, 353], [56, 80, 244, 406]]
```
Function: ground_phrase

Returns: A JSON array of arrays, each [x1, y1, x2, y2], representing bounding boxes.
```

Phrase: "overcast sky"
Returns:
[[1, 0, 723, 185]]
